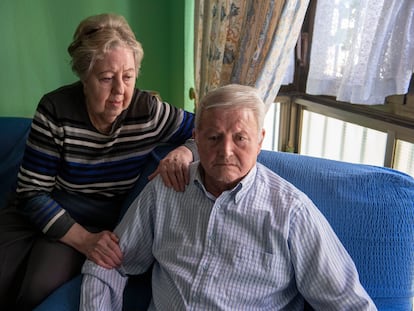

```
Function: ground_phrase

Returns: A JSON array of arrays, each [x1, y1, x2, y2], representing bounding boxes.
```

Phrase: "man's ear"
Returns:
[[259, 128, 265, 144], [257, 128, 265, 154]]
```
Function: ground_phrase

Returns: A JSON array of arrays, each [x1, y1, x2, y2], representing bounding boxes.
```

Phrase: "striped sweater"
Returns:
[[16, 82, 194, 239]]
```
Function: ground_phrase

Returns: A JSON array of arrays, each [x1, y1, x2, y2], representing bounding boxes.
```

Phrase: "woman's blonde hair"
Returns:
[[67, 13, 144, 79]]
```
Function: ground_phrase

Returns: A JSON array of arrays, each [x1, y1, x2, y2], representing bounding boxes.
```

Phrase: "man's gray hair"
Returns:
[[195, 84, 266, 133]]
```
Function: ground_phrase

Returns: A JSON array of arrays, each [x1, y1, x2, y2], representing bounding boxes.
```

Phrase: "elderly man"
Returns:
[[80, 84, 377, 310]]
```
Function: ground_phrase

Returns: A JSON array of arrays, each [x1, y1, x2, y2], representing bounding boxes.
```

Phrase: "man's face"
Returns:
[[194, 107, 264, 196]]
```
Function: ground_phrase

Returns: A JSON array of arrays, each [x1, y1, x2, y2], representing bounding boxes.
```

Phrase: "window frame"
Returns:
[[293, 95, 414, 168], [274, 0, 414, 172]]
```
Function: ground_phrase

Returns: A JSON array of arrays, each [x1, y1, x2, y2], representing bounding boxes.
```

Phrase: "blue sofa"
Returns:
[[1, 116, 413, 311]]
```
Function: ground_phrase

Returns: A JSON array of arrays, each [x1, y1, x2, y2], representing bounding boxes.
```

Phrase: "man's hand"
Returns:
[[148, 146, 193, 192], [60, 223, 123, 269]]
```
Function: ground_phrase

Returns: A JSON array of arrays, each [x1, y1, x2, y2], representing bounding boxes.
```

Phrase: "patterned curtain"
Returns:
[[194, 0, 310, 107]]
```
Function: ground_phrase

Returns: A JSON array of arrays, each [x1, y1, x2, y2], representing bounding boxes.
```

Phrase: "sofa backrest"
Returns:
[[258, 150, 414, 310], [0, 117, 31, 209]]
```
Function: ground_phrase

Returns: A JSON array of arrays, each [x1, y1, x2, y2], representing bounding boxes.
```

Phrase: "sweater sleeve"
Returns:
[[146, 95, 197, 160], [16, 98, 75, 239]]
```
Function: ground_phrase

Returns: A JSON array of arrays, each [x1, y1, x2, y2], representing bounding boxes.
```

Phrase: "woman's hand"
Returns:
[[148, 145, 193, 192], [60, 223, 123, 269]]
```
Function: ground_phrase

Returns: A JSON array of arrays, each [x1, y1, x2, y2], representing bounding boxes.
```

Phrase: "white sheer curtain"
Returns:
[[306, 0, 414, 105]]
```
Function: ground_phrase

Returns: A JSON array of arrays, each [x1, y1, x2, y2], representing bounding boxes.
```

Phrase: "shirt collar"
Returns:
[[191, 161, 258, 203]]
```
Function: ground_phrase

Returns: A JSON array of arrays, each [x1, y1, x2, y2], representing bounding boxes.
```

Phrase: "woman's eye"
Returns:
[[100, 77, 112, 82]]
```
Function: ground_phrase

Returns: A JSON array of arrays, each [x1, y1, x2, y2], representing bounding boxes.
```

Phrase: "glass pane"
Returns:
[[394, 140, 414, 177], [300, 110, 387, 166], [262, 102, 280, 151]]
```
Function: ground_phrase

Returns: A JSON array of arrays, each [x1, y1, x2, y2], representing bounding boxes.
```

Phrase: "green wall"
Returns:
[[0, 0, 194, 117]]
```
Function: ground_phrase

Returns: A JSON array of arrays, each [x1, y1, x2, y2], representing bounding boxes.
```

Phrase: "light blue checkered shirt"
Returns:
[[81, 162, 376, 311]]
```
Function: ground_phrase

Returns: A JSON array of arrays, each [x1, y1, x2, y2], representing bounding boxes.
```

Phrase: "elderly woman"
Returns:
[[0, 13, 195, 310]]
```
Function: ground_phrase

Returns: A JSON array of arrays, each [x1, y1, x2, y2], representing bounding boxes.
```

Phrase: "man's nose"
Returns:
[[219, 137, 234, 156]]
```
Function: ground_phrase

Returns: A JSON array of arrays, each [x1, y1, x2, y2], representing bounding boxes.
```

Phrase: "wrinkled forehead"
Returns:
[[199, 107, 258, 130]]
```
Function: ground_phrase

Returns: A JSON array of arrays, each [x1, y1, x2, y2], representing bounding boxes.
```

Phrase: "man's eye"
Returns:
[[124, 75, 133, 81], [208, 136, 218, 141], [236, 135, 247, 142], [100, 77, 112, 82]]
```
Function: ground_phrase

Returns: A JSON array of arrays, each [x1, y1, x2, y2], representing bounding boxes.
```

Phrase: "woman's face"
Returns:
[[82, 46, 136, 132]]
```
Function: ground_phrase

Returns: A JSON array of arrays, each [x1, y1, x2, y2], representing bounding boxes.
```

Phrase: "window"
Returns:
[[300, 110, 387, 166], [266, 0, 414, 178], [262, 102, 281, 152], [394, 140, 414, 177], [263, 97, 414, 177]]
